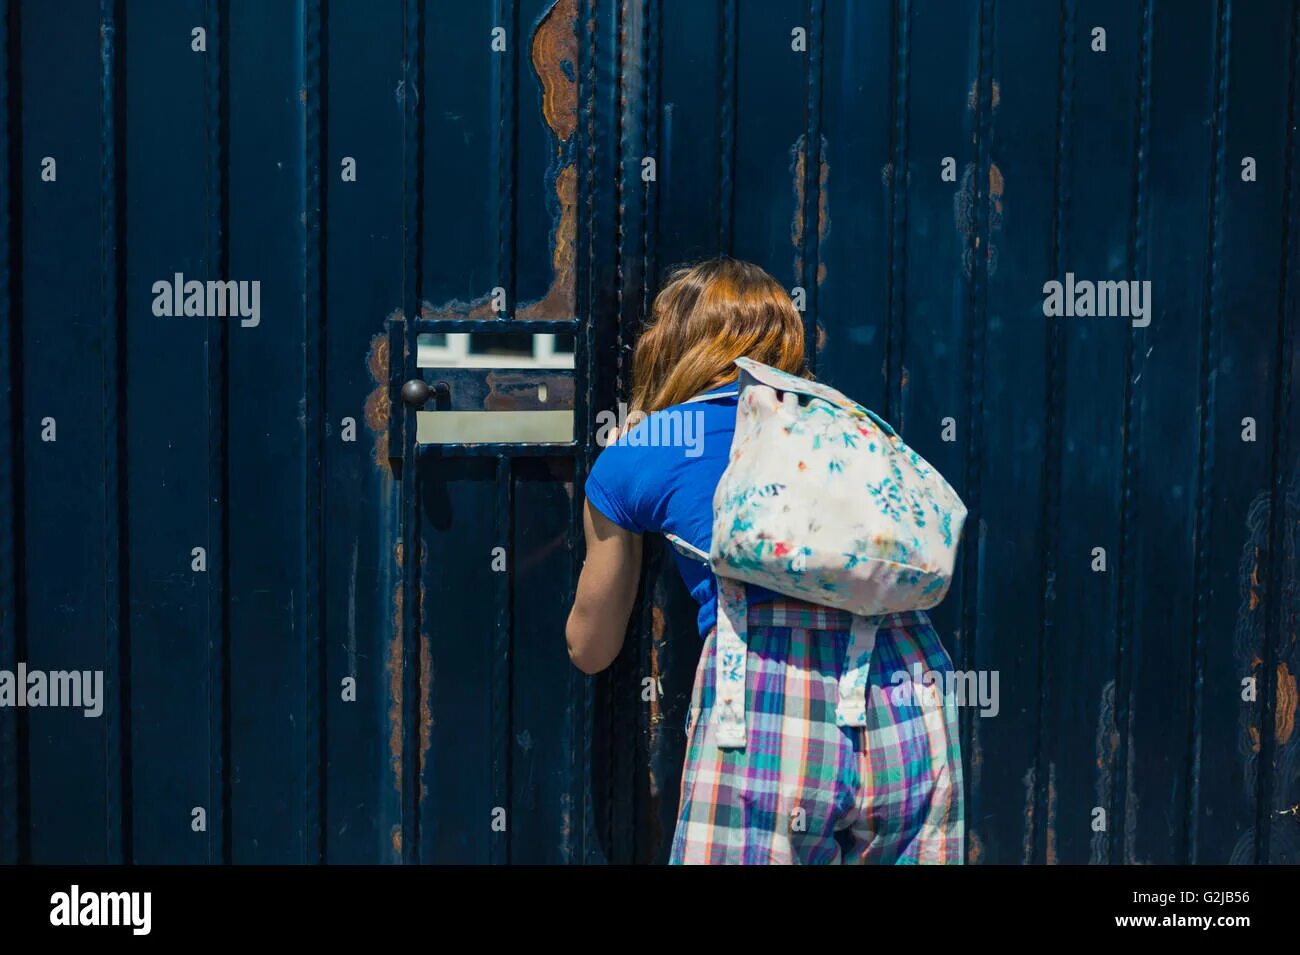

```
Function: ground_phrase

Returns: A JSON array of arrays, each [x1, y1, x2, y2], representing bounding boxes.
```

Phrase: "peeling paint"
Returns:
[[1021, 764, 1036, 865], [532, 0, 579, 143], [518, 163, 578, 320], [419, 633, 432, 795], [967, 77, 1001, 112], [1044, 762, 1058, 865], [791, 133, 830, 286], [1122, 706, 1139, 865], [388, 575, 404, 796], [954, 161, 1003, 278], [418, 543, 432, 796], [365, 329, 393, 465], [1092, 679, 1118, 862], [1276, 662, 1296, 745], [649, 606, 664, 730], [1249, 547, 1262, 611], [1238, 493, 1274, 757], [967, 829, 983, 864], [421, 297, 499, 323]]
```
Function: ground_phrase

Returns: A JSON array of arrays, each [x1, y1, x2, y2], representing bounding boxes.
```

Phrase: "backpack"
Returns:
[[666, 357, 967, 749]]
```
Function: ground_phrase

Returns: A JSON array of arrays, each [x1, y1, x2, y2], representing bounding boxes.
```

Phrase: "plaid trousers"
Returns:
[[669, 599, 965, 864]]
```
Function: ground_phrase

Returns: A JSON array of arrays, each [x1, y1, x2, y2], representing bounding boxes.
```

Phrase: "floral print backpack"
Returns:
[[668, 357, 968, 749]]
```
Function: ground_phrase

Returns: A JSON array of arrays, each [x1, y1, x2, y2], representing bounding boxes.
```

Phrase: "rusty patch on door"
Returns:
[[1276, 663, 1296, 745], [954, 162, 1003, 278], [791, 133, 830, 286], [518, 163, 577, 320], [533, 0, 579, 143], [418, 544, 433, 795], [388, 573, 404, 795], [418, 632, 432, 795], [365, 330, 393, 465], [967, 77, 1001, 112]]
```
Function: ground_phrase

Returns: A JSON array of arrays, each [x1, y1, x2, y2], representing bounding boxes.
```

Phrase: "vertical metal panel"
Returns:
[[0, 0, 17, 867], [893, 0, 982, 864], [98, 0, 128, 866], [1042, 0, 1141, 867], [508, 457, 577, 863], [415, 454, 498, 862], [1031, 0, 1073, 867], [817, 0, 895, 416], [320, 0, 404, 865], [420, 0, 494, 312], [1260, 0, 1300, 865], [798, 0, 823, 370], [224, 0, 309, 863], [957, 0, 994, 869], [1119, 0, 1218, 865], [119, 0, 214, 869], [397, 0, 424, 864], [201, 0, 230, 866], [1193, 0, 1293, 865], [20, 0, 110, 864], [730, 0, 807, 289], [491, 455, 513, 864], [580, 0, 622, 865], [600, 0, 647, 865], [656, 1, 720, 263], [885, 0, 912, 430], [300, 0, 325, 865], [965, 0, 1059, 866], [1110, 0, 1154, 866]]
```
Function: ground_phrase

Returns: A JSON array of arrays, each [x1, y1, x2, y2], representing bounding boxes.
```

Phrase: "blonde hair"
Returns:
[[630, 258, 810, 414]]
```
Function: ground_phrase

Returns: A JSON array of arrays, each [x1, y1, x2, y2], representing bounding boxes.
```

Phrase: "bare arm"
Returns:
[[566, 498, 643, 674]]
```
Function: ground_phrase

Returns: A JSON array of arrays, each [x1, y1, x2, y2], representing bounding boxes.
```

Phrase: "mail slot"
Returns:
[[414, 369, 576, 445]]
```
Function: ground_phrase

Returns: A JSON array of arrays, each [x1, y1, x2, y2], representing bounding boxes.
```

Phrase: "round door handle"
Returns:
[[401, 379, 431, 408], [401, 379, 449, 408]]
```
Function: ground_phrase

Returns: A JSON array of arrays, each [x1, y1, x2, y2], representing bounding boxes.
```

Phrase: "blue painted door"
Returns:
[[0, 0, 1295, 865]]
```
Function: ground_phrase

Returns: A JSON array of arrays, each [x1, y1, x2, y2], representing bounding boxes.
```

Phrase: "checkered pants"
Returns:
[[669, 599, 965, 864]]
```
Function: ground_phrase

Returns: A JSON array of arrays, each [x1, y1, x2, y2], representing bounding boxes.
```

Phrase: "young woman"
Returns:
[[565, 258, 964, 865]]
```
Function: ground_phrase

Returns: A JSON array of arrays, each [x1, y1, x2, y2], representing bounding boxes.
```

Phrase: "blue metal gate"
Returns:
[[0, 0, 1296, 864]]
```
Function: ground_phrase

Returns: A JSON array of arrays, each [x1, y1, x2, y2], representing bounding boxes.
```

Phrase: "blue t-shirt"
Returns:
[[583, 383, 777, 637]]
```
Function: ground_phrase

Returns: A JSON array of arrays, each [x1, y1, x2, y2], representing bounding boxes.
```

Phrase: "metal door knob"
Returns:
[[401, 379, 431, 407], [401, 379, 449, 408]]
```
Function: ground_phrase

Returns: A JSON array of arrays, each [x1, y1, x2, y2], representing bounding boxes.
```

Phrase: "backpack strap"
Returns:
[[679, 389, 738, 404], [713, 579, 879, 750], [713, 577, 750, 748], [835, 615, 880, 729]]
